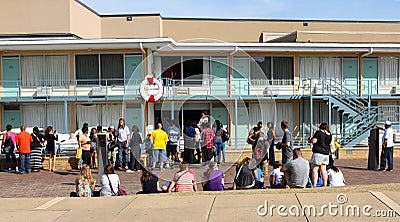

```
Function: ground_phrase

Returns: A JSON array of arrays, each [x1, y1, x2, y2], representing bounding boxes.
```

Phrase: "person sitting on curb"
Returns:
[[327, 165, 345, 187], [281, 148, 309, 188], [137, 167, 161, 194], [269, 161, 284, 188], [70, 165, 96, 197], [202, 161, 224, 191], [100, 164, 121, 196], [233, 157, 255, 190], [168, 162, 197, 192]]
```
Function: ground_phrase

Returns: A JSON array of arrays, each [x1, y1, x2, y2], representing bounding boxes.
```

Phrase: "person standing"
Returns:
[[166, 120, 181, 168], [310, 122, 333, 187], [213, 120, 224, 165], [30, 126, 46, 172], [201, 123, 215, 163], [248, 121, 263, 158], [277, 120, 293, 165], [127, 125, 143, 173], [75, 122, 89, 169], [1, 124, 18, 172], [106, 125, 117, 167], [79, 127, 91, 167], [266, 122, 276, 165], [378, 121, 394, 172], [16, 125, 33, 174], [117, 118, 130, 170], [150, 123, 169, 171], [89, 127, 98, 169], [45, 126, 59, 172], [183, 120, 196, 164]]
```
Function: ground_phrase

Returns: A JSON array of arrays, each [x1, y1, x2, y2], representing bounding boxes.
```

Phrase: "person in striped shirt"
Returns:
[[168, 162, 197, 192]]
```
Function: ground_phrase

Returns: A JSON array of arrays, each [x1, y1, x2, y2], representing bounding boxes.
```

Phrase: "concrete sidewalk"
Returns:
[[1, 186, 399, 222]]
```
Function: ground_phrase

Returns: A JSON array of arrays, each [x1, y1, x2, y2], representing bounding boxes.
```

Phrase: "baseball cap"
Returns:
[[385, 121, 392, 126]]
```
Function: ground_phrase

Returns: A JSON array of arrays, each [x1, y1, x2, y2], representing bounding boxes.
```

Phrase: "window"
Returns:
[[100, 54, 124, 85], [75, 55, 99, 85], [273, 57, 294, 85], [159, 56, 206, 85], [75, 54, 125, 86], [250, 56, 293, 85], [21, 55, 69, 87]]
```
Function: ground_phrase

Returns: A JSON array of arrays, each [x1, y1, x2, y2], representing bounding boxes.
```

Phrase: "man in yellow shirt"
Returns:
[[150, 123, 169, 171]]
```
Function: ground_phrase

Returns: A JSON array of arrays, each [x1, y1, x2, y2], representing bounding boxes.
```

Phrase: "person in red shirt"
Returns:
[[16, 125, 33, 174]]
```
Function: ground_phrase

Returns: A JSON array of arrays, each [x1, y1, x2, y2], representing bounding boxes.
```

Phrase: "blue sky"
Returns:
[[80, 0, 400, 21]]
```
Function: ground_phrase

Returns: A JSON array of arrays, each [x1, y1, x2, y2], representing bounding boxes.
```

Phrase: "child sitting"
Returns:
[[269, 161, 284, 188], [327, 165, 345, 186]]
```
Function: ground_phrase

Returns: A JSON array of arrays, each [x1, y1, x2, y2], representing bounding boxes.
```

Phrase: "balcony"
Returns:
[[1, 78, 400, 102]]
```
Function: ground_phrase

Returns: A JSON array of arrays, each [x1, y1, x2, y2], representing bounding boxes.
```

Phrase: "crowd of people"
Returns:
[[1, 124, 58, 173], [3, 113, 396, 197]]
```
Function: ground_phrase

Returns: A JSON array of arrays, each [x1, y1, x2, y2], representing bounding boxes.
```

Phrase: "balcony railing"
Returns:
[[1, 78, 400, 100]]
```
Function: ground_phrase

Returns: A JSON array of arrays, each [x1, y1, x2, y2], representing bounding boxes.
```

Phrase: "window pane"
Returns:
[[44, 55, 69, 86], [183, 56, 203, 85], [21, 55, 44, 87], [76, 55, 99, 85], [100, 54, 124, 85], [273, 57, 294, 85], [250, 56, 271, 85]]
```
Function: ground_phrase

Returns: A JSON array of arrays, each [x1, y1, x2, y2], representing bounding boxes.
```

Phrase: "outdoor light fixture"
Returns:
[[126, 16, 132, 21]]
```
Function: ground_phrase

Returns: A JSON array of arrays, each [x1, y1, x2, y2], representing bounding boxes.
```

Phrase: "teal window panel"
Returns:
[[211, 57, 228, 96], [2, 57, 20, 97], [342, 58, 358, 94], [233, 57, 249, 95], [362, 58, 378, 95]]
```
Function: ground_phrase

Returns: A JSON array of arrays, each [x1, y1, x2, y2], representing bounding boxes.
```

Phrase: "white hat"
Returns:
[[385, 121, 392, 126]]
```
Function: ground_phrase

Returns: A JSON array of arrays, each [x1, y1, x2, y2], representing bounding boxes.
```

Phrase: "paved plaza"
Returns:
[[0, 158, 399, 221], [0, 158, 399, 198]]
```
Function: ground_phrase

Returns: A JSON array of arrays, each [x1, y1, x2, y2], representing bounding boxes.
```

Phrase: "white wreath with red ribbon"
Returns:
[[139, 77, 164, 102]]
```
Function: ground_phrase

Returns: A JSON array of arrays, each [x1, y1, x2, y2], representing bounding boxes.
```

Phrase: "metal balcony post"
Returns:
[[64, 100, 68, 133], [235, 98, 238, 150], [141, 100, 145, 134], [328, 96, 332, 129], [310, 87, 313, 137]]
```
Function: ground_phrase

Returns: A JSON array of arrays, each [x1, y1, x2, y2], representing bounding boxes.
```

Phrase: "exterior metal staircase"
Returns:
[[321, 79, 378, 147]]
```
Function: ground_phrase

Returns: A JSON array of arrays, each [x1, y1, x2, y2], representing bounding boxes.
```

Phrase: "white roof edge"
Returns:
[[1, 38, 400, 52]]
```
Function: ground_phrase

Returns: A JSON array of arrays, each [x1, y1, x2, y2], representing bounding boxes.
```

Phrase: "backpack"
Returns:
[[255, 139, 266, 160], [3, 135, 14, 147], [77, 178, 92, 197], [221, 130, 229, 142]]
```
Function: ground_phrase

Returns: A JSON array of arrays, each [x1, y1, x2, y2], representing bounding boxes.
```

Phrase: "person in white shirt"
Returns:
[[327, 165, 345, 186], [117, 118, 130, 170], [377, 121, 394, 172], [100, 164, 121, 196], [269, 161, 284, 188]]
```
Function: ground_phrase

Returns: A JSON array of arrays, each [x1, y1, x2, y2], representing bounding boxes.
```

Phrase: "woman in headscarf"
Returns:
[[30, 126, 45, 172]]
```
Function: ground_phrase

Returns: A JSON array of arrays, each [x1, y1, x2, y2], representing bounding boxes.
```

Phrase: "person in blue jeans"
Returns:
[[1, 124, 18, 172], [213, 120, 224, 165], [117, 118, 130, 170]]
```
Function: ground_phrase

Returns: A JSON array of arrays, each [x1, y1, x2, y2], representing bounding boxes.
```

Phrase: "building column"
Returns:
[[293, 100, 300, 137], [69, 102, 76, 133], [358, 55, 363, 96]]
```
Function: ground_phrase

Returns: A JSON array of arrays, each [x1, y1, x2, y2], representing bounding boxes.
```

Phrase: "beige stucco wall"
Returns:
[[69, 0, 101, 38], [163, 19, 400, 42], [296, 32, 400, 43], [0, 0, 71, 34], [101, 16, 162, 38]]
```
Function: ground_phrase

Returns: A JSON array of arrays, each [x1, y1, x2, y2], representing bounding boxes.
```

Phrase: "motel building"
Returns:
[[1, 0, 400, 153]]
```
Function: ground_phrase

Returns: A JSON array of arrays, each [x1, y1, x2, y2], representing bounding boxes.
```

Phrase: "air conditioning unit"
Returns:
[[89, 86, 107, 97], [36, 86, 52, 97], [391, 86, 400, 95]]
